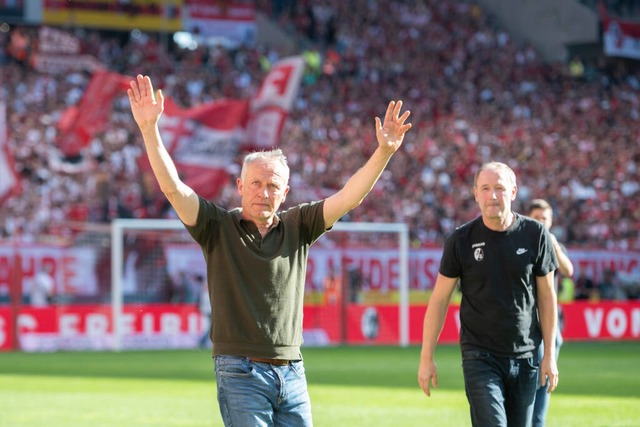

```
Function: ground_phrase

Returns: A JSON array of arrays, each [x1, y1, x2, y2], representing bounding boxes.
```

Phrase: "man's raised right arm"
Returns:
[[128, 74, 199, 226]]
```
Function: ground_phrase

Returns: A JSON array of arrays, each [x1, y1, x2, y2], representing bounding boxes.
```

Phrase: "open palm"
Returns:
[[375, 100, 412, 152], [127, 74, 164, 129]]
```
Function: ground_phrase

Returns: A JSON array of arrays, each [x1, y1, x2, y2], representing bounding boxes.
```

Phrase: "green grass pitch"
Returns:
[[1, 342, 639, 426]]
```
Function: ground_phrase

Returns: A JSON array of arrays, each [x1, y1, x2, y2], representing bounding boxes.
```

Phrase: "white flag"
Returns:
[[0, 99, 21, 204], [246, 56, 305, 148]]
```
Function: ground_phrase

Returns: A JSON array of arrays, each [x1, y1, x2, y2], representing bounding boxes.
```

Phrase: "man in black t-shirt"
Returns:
[[418, 162, 559, 427]]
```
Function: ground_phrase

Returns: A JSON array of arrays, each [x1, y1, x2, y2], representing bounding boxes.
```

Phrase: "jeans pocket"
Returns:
[[215, 356, 254, 378], [524, 357, 539, 370], [289, 360, 306, 378]]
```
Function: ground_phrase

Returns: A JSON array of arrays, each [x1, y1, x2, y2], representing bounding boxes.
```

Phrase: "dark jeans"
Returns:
[[462, 350, 539, 427]]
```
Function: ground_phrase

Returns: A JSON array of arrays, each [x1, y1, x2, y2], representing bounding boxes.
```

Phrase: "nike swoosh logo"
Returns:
[[516, 248, 528, 255]]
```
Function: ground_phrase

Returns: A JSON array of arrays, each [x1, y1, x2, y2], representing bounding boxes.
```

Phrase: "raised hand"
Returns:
[[375, 100, 412, 153], [127, 74, 164, 130]]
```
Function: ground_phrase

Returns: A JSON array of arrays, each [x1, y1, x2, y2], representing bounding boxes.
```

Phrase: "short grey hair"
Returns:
[[474, 161, 517, 188], [240, 149, 290, 182]]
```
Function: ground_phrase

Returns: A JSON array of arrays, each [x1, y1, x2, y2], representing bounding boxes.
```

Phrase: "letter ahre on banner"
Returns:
[[0, 244, 100, 299]]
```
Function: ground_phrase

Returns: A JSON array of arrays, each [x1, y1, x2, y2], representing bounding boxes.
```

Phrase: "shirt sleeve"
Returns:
[[439, 231, 462, 279], [535, 227, 559, 277]]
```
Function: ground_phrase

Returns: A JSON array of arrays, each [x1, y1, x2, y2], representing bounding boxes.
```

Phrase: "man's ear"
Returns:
[[237, 177, 243, 194]]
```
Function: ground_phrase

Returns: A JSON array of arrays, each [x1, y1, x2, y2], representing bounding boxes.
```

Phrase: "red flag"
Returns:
[[138, 96, 249, 200], [138, 55, 305, 204], [57, 70, 131, 157]]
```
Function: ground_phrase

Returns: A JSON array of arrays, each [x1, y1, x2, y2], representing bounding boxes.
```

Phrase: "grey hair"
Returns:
[[240, 148, 290, 182], [474, 161, 517, 188]]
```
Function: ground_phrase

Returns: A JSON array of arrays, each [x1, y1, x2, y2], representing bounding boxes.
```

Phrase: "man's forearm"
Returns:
[[140, 124, 183, 195], [341, 147, 394, 205], [537, 277, 558, 357]]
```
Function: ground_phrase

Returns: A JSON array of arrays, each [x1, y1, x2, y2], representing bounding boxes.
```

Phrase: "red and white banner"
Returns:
[[2, 242, 638, 350], [305, 301, 640, 345], [561, 301, 640, 340], [247, 56, 306, 149], [151, 55, 305, 199], [1, 301, 638, 351], [3, 243, 639, 299], [150, 244, 640, 297], [599, 1, 640, 59], [154, 96, 249, 200], [0, 244, 100, 298], [0, 99, 21, 205], [184, 0, 256, 47], [48, 55, 304, 198], [0, 304, 204, 351], [31, 27, 104, 74]]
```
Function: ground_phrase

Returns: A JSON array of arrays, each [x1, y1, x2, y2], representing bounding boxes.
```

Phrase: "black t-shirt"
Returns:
[[439, 213, 558, 358]]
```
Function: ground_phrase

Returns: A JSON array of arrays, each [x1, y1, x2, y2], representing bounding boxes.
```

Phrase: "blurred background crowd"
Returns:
[[1, 0, 639, 255]]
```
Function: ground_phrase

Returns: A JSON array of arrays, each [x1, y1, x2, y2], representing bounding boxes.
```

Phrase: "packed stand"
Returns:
[[260, 0, 640, 250], [1, 0, 640, 255]]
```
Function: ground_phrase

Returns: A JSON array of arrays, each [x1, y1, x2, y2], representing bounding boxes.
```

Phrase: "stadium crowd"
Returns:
[[1, 0, 640, 257]]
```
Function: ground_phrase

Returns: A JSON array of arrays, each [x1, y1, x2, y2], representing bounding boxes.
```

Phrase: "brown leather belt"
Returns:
[[250, 357, 291, 366]]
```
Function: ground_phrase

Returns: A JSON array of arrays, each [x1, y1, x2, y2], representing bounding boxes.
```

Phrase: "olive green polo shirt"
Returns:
[[185, 196, 326, 360]]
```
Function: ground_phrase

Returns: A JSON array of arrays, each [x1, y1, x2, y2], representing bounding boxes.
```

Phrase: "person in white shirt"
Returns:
[[30, 264, 55, 306]]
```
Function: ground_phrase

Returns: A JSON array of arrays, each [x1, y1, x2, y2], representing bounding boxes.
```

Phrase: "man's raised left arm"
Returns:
[[322, 100, 411, 228]]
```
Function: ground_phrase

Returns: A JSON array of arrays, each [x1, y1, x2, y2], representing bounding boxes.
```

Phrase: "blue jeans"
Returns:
[[462, 350, 539, 427], [214, 355, 313, 427], [532, 328, 563, 427]]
